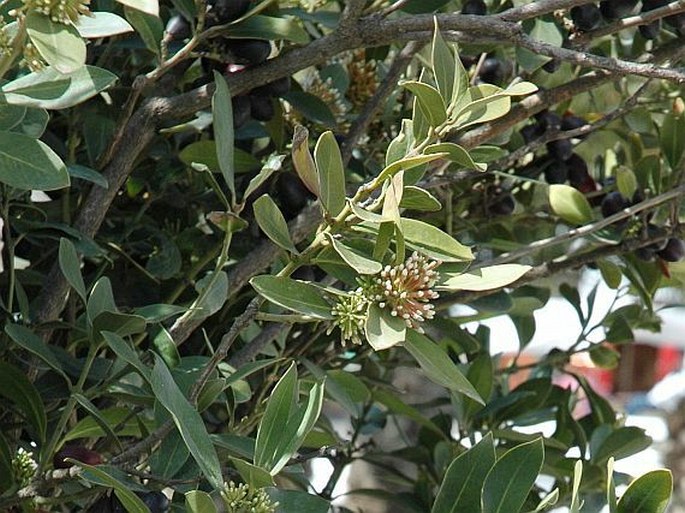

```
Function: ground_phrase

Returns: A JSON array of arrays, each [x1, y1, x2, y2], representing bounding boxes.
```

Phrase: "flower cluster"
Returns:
[[374, 252, 439, 331], [26, 0, 91, 25], [330, 252, 440, 344], [12, 447, 37, 487], [221, 482, 277, 513], [329, 289, 368, 345], [345, 50, 378, 109]]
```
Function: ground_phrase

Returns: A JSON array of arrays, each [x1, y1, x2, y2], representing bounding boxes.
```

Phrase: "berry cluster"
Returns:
[[164, 0, 292, 128], [571, 0, 685, 37]]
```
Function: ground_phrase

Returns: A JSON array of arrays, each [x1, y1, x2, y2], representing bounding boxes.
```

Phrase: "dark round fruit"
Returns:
[[462, 0, 487, 14], [478, 58, 507, 84], [488, 194, 515, 216], [227, 39, 271, 64], [520, 123, 544, 143], [567, 153, 590, 186], [599, 0, 638, 19], [232, 95, 251, 128], [164, 14, 191, 41], [601, 191, 627, 217], [544, 161, 569, 184], [547, 139, 574, 161], [542, 59, 561, 73], [665, 12, 685, 35], [571, 3, 602, 31], [657, 238, 685, 262], [206, 0, 251, 25], [53, 445, 102, 469], [634, 246, 656, 261], [639, 20, 661, 39], [275, 172, 314, 219], [252, 76, 292, 98], [139, 492, 170, 513], [561, 114, 588, 134], [249, 95, 275, 121], [535, 110, 562, 131]]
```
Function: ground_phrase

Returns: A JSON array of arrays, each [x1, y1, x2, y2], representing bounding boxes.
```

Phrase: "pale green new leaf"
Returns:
[[549, 184, 594, 225], [314, 131, 345, 216], [253, 194, 298, 253], [250, 275, 334, 319], [0, 132, 69, 190], [438, 264, 531, 291], [75, 12, 134, 38], [212, 71, 235, 200], [26, 12, 86, 73], [365, 304, 406, 350], [402, 80, 447, 127]]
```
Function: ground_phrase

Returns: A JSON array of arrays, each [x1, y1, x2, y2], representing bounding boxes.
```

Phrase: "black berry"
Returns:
[[488, 194, 515, 216], [139, 492, 170, 513], [478, 58, 507, 85], [249, 96, 275, 121], [542, 59, 561, 73], [561, 114, 588, 135], [461, 0, 487, 15], [275, 172, 314, 219], [228, 39, 271, 64], [544, 161, 569, 184], [547, 139, 574, 161], [164, 14, 191, 41], [232, 95, 251, 128], [601, 191, 628, 217], [252, 77, 292, 98], [206, 0, 251, 25], [599, 0, 639, 20], [521, 123, 544, 143], [535, 110, 562, 131], [657, 238, 685, 262], [571, 3, 602, 31]]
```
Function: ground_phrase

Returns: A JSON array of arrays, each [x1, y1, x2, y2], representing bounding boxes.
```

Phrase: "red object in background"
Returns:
[[656, 345, 682, 381]]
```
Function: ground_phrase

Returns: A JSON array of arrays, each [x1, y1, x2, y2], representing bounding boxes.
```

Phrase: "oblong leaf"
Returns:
[[115, 0, 159, 16], [75, 12, 134, 38], [185, 490, 218, 513], [0, 132, 69, 190], [150, 355, 223, 489], [4, 324, 69, 382], [291, 124, 319, 196], [438, 264, 531, 291], [426, 142, 485, 171], [253, 194, 298, 253], [213, 70, 235, 198], [616, 469, 672, 513], [328, 236, 382, 275], [225, 15, 309, 43], [78, 463, 151, 513], [0, 361, 46, 443], [314, 131, 345, 217], [250, 275, 333, 319], [365, 304, 406, 351], [59, 237, 87, 302], [124, 7, 163, 56], [432, 433, 496, 513], [402, 80, 447, 127], [549, 184, 594, 225], [404, 331, 483, 403], [400, 218, 473, 262], [26, 12, 86, 73], [482, 438, 545, 513]]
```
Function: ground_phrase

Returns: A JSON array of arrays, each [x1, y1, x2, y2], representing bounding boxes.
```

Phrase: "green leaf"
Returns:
[[570, 460, 583, 513], [505, 81, 538, 96], [102, 331, 150, 382], [432, 434, 496, 513], [328, 235, 382, 274], [250, 275, 333, 319], [455, 85, 512, 129], [68, 164, 108, 188], [0, 432, 14, 492], [212, 71, 235, 200], [5, 324, 69, 382], [149, 430, 189, 478], [0, 361, 46, 444], [431, 20, 456, 107], [426, 142, 486, 171], [438, 264, 531, 291], [386, 118, 415, 166], [589, 344, 620, 369], [267, 488, 330, 513], [0, 104, 26, 131], [185, 490, 218, 513], [381, 169, 403, 225], [291, 124, 319, 196], [254, 362, 296, 469], [1, 66, 117, 110], [59, 237, 87, 302], [151, 327, 181, 368], [0, 131, 69, 190], [188, 271, 228, 320], [282, 91, 336, 128], [115, 0, 159, 16], [402, 80, 447, 127], [231, 457, 275, 488], [593, 426, 652, 463], [78, 463, 151, 513], [515, 18, 562, 72], [400, 218, 473, 262], [124, 6, 163, 56], [86, 277, 117, 322], [253, 194, 298, 253], [376, 153, 445, 185], [597, 259, 622, 289], [178, 140, 259, 174], [616, 166, 637, 199], [150, 354, 223, 488], [64, 407, 153, 441], [92, 312, 147, 342], [549, 184, 594, 225], [616, 469, 672, 513], [72, 393, 124, 451], [15, 107, 48, 137], [314, 131, 345, 216], [659, 112, 685, 169], [226, 15, 309, 44], [482, 438, 545, 513], [26, 12, 86, 73], [75, 12, 134, 38], [243, 154, 285, 201], [400, 186, 442, 211], [365, 304, 406, 351], [404, 331, 483, 403]]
